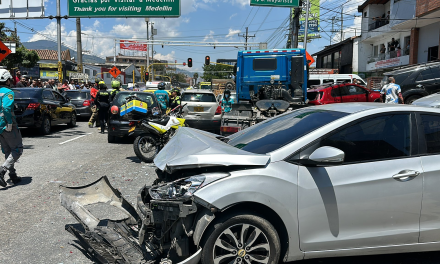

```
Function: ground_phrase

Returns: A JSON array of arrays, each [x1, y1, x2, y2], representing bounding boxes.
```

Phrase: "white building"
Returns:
[[357, 0, 416, 74]]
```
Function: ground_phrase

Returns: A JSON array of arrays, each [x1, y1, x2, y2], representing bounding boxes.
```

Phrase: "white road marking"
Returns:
[[59, 133, 92, 145]]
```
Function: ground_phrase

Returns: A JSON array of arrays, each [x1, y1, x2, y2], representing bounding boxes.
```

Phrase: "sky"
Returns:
[[2, 0, 364, 73]]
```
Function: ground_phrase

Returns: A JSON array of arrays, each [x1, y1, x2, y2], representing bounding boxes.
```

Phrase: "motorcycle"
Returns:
[[128, 103, 188, 163]]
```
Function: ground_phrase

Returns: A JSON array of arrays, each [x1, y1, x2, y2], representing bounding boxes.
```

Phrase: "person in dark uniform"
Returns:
[[96, 81, 110, 134], [169, 88, 181, 109]]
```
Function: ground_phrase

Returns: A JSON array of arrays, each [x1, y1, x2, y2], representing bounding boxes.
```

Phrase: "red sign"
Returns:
[[0, 41, 12, 63], [305, 51, 315, 66], [109, 66, 121, 78], [120, 40, 148, 52]]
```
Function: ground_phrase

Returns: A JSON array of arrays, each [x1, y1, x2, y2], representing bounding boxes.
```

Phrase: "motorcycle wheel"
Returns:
[[133, 134, 160, 163]]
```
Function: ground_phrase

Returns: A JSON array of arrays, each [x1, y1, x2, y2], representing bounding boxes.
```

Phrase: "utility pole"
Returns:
[[291, 7, 300, 48], [76, 18, 82, 74], [340, 6, 344, 41], [56, 0, 62, 82], [303, 0, 310, 50], [238, 27, 255, 50], [151, 23, 154, 81], [330, 16, 336, 45], [145, 18, 149, 82]]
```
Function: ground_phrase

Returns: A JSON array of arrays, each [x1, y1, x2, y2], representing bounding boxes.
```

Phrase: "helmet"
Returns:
[[98, 81, 106, 89], [158, 82, 166, 90], [95, 78, 102, 83], [171, 88, 180, 96], [111, 80, 121, 89], [0, 69, 12, 83], [110, 105, 119, 115], [224, 90, 231, 95]]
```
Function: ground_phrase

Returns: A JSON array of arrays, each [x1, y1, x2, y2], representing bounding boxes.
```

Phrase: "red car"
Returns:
[[307, 83, 381, 105]]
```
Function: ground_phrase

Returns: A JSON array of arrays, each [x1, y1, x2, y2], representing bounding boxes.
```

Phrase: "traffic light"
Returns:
[[205, 56, 210, 65], [145, 71, 149, 82], [187, 58, 193, 67]]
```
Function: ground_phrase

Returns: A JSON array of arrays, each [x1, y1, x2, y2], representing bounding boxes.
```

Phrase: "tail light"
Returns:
[[82, 100, 91, 106], [111, 105, 119, 114], [215, 106, 222, 115], [220, 126, 240, 133], [26, 103, 40, 110], [129, 121, 136, 127]]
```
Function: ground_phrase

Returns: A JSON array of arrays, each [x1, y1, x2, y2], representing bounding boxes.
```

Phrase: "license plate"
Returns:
[[129, 126, 135, 133], [194, 107, 204, 112]]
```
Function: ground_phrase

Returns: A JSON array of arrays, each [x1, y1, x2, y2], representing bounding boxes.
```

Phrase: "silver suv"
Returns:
[[181, 89, 221, 132]]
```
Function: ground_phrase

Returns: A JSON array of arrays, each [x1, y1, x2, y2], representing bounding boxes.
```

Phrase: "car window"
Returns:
[[12, 89, 41, 99], [337, 79, 351, 83], [339, 86, 350, 96], [308, 80, 321, 87], [42, 90, 54, 100], [417, 67, 440, 81], [65, 91, 88, 99], [346, 86, 367, 95], [227, 109, 349, 154], [323, 79, 334, 84], [182, 93, 216, 102], [331, 87, 341, 97], [420, 114, 440, 154], [115, 92, 157, 107], [53, 92, 65, 102], [320, 114, 411, 163], [392, 72, 411, 84]]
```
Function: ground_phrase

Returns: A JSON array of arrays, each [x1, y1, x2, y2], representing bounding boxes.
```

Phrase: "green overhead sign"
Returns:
[[68, 0, 180, 17], [250, 0, 299, 7]]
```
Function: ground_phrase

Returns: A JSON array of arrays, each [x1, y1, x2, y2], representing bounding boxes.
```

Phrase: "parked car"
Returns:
[[411, 92, 440, 107], [64, 89, 92, 118], [107, 91, 160, 143], [13, 88, 76, 134], [181, 89, 221, 132], [308, 83, 381, 105], [64, 102, 440, 264], [383, 61, 440, 104], [308, 73, 367, 87]]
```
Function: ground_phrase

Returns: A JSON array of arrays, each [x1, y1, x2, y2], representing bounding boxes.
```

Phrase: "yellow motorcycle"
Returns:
[[130, 103, 187, 163]]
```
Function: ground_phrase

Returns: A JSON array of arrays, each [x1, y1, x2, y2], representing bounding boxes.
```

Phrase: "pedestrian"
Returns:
[[154, 82, 169, 114], [221, 90, 234, 113], [96, 81, 110, 134], [0, 69, 23, 187], [88, 78, 101, 128], [169, 88, 181, 109], [68, 80, 75, 90], [13, 70, 21, 86], [110, 80, 122, 102], [381, 77, 404, 104], [15, 77, 27, 88]]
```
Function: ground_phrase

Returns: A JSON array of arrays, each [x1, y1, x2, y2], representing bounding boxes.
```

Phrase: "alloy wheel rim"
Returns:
[[212, 223, 270, 264], [138, 137, 156, 158]]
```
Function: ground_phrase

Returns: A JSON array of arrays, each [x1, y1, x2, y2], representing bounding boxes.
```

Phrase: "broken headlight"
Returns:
[[149, 172, 230, 201]]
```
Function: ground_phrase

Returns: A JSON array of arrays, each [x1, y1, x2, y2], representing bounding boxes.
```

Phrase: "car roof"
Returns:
[[308, 83, 359, 92], [65, 89, 90, 92], [182, 89, 214, 94], [314, 102, 437, 114]]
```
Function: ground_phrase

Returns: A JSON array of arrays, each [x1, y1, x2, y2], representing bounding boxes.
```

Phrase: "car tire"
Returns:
[[67, 112, 77, 127], [108, 133, 117, 143], [225, 81, 235, 90], [39, 116, 51, 135], [133, 134, 160, 163], [405, 95, 422, 105], [200, 213, 281, 264]]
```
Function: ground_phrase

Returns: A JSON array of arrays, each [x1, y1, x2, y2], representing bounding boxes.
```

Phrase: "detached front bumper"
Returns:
[[60, 176, 206, 264]]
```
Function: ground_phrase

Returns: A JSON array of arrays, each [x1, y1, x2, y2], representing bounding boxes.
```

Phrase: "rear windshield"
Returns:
[[253, 58, 277, 71], [65, 91, 88, 99], [182, 93, 216, 102], [227, 109, 349, 154], [12, 89, 41, 99], [115, 92, 158, 107]]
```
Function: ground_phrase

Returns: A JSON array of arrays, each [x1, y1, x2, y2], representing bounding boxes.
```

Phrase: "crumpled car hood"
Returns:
[[154, 127, 270, 172]]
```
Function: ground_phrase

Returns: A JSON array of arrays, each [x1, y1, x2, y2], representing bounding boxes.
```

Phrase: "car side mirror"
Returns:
[[308, 146, 345, 165]]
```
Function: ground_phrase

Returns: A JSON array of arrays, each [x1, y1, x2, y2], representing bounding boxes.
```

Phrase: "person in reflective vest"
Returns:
[[169, 88, 181, 109]]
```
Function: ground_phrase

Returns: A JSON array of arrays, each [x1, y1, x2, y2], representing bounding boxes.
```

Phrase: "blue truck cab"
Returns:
[[235, 48, 309, 103]]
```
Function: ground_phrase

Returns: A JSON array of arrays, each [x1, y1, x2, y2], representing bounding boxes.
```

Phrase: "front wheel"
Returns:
[[67, 112, 77, 127], [201, 214, 281, 264], [133, 134, 160, 163], [405, 95, 422, 105]]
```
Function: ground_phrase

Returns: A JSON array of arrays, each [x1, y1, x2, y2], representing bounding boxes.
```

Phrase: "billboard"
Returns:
[[298, 0, 320, 41], [68, 0, 180, 18], [0, 0, 44, 18], [120, 40, 148, 52]]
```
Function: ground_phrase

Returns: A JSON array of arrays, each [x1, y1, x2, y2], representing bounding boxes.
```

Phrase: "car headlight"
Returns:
[[149, 172, 230, 201]]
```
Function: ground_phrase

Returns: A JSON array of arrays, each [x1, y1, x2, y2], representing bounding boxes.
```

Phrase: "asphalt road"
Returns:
[[0, 121, 439, 264]]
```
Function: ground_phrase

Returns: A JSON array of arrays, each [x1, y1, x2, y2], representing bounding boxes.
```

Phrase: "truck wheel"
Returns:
[[133, 134, 159, 163], [225, 81, 235, 90], [200, 213, 281, 264], [405, 95, 422, 105], [39, 116, 51, 135]]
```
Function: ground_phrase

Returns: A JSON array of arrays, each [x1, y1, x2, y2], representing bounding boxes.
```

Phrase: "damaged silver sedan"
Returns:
[[61, 103, 440, 264]]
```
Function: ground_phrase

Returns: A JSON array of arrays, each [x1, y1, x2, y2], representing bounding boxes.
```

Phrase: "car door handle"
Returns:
[[393, 170, 420, 182]]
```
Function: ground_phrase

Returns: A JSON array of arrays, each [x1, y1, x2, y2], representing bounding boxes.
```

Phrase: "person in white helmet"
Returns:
[[0, 69, 23, 187]]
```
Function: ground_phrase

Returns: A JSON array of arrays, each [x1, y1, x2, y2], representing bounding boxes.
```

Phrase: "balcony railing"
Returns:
[[368, 49, 409, 63], [368, 19, 389, 31]]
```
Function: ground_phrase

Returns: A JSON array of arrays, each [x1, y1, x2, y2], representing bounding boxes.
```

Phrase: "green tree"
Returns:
[[201, 64, 233, 82], [0, 23, 39, 70]]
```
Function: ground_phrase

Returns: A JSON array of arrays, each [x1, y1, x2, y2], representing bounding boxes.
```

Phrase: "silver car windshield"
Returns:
[[227, 109, 349, 154]]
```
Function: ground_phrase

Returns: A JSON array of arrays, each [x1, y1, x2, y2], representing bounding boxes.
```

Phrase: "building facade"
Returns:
[[357, 0, 416, 75], [313, 37, 359, 74]]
